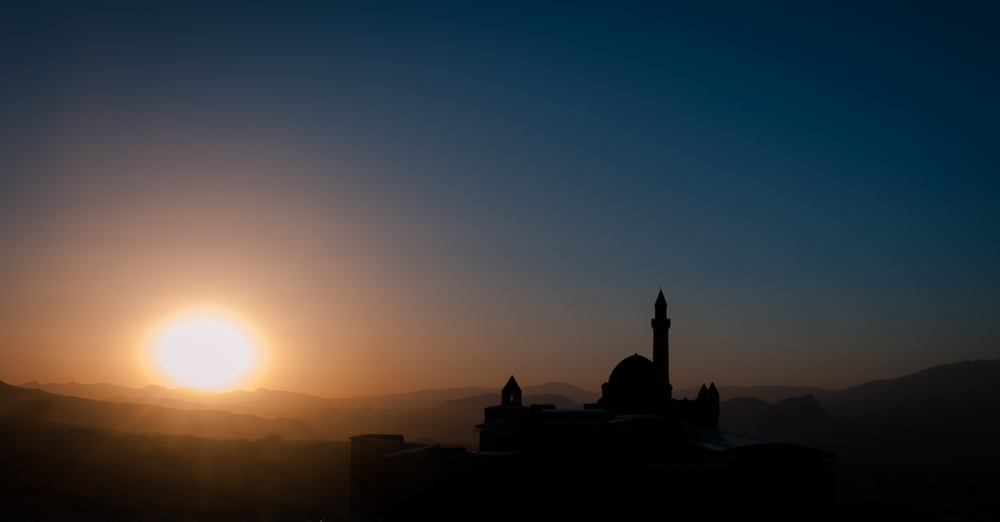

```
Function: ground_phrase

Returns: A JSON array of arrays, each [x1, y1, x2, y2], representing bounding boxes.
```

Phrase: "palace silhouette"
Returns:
[[350, 291, 836, 521], [597, 289, 720, 425]]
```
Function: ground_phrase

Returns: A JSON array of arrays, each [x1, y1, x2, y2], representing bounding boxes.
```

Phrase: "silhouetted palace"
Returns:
[[595, 290, 720, 427], [350, 291, 836, 521]]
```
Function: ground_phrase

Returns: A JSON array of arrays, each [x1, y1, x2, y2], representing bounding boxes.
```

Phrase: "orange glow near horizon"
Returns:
[[146, 310, 265, 391]]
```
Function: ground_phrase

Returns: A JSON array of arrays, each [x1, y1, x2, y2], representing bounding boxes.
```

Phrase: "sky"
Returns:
[[0, 1, 998, 397]]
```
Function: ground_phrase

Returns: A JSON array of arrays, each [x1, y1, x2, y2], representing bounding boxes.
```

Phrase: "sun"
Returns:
[[151, 312, 260, 390]]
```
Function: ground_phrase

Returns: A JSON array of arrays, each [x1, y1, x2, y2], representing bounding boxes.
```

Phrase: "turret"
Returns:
[[706, 382, 720, 430], [501, 376, 522, 406], [651, 290, 672, 399]]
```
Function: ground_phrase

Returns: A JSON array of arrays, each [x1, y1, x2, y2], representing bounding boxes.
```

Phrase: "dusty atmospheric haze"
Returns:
[[0, 1, 998, 400]]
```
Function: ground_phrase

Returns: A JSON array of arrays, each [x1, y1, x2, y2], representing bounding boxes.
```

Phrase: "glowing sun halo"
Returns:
[[152, 313, 259, 390]]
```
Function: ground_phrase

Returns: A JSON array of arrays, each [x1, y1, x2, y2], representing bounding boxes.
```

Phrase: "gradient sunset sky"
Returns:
[[1, 1, 997, 397]]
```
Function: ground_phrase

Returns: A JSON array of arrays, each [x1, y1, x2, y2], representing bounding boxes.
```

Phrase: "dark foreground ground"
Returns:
[[788, 425, 999, 522], [0, 419, 997, 521], [837, 468, 999, 521], [0, 420, 350, 521]]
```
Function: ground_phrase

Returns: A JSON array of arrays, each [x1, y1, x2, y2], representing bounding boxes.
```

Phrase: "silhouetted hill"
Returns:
[[829, 359, 1000, 403], [719, 360, 1000, 438], [823, 359, 1000, 429], [322, 386, 496, 411], [761, 395, 831, 431], [674, 384, 834, 403], [19, 380, 598, 416], [720, 395, 831, 437], [19, 381, 341, 416], [716, 360, 1000, 479], [720, 396, 771, 419], [811, 359, 1000, 477], [437, 392, 580, 415], [0, 419, 350, 520], [0, 380, 323, 440], [695, 362, 1000, 519], [18, 381, 158, 401], [519, 383, 599, 405], [103, 395, 279, 418], [302, 393, 579, 449], [12, 380, 588, 448], [711, 359, 1000, 448]]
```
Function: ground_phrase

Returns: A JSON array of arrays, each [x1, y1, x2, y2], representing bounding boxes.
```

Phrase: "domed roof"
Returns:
[[608, 354, 656, 384]]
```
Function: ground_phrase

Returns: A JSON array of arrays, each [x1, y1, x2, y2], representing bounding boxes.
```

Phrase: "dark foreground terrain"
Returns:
[[0, 420, 350, 521], [1, 416, 995, 521], [1, 360, 999, 520], [719, 360, 1000, 521]]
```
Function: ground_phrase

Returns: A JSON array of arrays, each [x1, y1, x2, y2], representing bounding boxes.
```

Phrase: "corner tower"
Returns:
[[501, 376, 522, 406], [652, 289, 672, 399]]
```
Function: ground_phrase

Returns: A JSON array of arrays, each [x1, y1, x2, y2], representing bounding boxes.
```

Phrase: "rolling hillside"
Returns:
[[20, 380, 598, 415], [1, 380, 323, 440]]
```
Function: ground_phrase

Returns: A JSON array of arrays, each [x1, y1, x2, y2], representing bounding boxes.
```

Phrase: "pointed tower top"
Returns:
[[502, 375, 521, 395], [501, 376, 522, 406], [654, 289, 667, 320]]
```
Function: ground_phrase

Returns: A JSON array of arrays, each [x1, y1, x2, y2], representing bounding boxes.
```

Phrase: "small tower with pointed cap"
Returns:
[[501, 376, 522, 406], [652, 289, 673, 399]]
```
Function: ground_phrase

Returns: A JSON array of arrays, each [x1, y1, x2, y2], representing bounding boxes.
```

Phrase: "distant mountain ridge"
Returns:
[[18, 380, 600, 416], [715, 359, 1000, 427], [825, 358, 1000, 404], [22, 359, 999, 419], [720, 395, 832, 437], [674, 384, 834, 404], [15, 358, 999, 455], [301, 393, 580, 448], [11, 380, 591, 448], [821, 359, 1000, 429], [0, 380, 322, 440], [712, 359, 1000, 476], [678, 359, 1000, 407], [17, 382, 345, 417]]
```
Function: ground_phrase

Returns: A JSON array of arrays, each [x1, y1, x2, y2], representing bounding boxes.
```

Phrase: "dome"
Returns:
[[608, 354, 656, 385]]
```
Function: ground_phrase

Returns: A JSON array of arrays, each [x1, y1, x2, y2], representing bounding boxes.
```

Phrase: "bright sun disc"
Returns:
[[152, 314, 258, 390]]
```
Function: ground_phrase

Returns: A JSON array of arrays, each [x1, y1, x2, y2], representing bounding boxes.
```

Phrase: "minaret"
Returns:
[[652, 289, 672, 399]]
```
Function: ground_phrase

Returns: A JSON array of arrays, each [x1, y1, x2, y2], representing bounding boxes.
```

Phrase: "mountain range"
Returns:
[[716, 359, 1000, 478], [11, 380, 592, 446], [18, 380, 598, 418], [6, 359, 999, 521], [0, 380, 322, 440], [11, 359, 1000, 465], [674, 384, 834, 404]]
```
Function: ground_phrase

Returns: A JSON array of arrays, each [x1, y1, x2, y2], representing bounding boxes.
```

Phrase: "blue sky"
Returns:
[[0, 1, 997, 395]]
